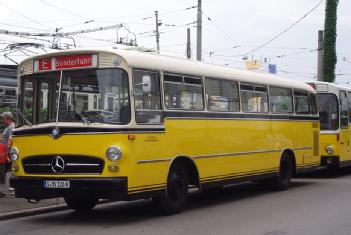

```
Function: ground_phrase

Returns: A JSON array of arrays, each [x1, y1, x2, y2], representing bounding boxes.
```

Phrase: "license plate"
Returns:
[[44, 180, 70, 189]]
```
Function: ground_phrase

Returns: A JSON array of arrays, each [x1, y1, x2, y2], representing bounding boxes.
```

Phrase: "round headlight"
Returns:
[[10, 147, 19, 161], [326, 145, 334, 155], [106, 146, 122, 161]]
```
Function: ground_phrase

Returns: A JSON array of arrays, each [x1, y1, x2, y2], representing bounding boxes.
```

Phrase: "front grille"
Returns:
[[22, 155, 104, 174]]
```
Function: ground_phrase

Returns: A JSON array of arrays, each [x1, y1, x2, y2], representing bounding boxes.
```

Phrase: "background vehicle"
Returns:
[[0, 65, 17, 135], [308, 82, 351, 171], [10, 49, 319, 214]]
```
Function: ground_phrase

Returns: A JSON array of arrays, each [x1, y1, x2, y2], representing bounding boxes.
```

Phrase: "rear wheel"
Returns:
[[64, 197, 98, 212], [271, 156, 293, 190], [258, 155, 293, 191], [153, 163, 189, 215]]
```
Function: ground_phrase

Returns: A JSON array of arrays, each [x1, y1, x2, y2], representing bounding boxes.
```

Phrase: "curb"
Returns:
[[0, 204, 68, 221]]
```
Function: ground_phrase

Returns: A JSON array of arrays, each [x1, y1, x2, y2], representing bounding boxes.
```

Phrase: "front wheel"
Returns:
[[64, 197, 99, 212], [153, 164, 189, 215]]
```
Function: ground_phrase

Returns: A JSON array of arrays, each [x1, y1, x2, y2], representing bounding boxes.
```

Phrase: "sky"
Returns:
[[0, 0, 350, 85]]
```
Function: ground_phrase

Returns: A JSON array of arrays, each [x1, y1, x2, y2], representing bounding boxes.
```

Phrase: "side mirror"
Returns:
[[142, 75, 151, 93]]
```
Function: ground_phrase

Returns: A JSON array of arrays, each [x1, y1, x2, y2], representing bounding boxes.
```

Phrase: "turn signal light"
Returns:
[[12, 162, 19, 172], [108, 165, 119, 172]]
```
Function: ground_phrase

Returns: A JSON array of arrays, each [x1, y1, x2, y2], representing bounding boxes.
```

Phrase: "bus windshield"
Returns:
[[18, 68, 130, 126], [316, 93, 339, 130]]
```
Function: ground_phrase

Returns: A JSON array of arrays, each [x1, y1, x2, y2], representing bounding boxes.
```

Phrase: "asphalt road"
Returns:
[[2, 169, 351, 235]]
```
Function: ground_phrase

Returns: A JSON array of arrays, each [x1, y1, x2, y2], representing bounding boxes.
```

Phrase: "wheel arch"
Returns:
[[167, 155, 201, 188]]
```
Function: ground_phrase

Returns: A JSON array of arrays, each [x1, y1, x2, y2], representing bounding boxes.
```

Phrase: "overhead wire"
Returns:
[[41, 0, 92, 21], [0, 2, 51, 30], [243, 0, 324, 56], [201, 11, 241, 46]]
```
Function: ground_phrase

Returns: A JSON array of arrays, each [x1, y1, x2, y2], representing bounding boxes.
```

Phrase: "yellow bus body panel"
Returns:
[[12, 119, 319, 194]]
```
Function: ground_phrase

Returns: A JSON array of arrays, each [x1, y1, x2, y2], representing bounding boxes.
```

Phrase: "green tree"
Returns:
[[323, 0, 339, 83]]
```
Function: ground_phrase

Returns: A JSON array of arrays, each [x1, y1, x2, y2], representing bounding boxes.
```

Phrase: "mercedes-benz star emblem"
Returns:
[[52, 127, 60, 139], [51, 156, 65, 173]]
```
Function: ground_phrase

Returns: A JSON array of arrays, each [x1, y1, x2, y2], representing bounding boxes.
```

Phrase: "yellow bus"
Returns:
[[10, 49, 320, 214], [308, 81, 351, 170]]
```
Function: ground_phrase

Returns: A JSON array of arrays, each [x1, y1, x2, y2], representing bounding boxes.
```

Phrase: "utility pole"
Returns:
[[323, 0, 339, 82], [155, 11, 160, 53], [196, 0, 202, 61], [317, 30, 324, 81], [186, 28, 191, 59]]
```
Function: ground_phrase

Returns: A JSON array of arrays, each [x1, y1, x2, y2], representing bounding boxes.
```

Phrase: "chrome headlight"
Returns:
[[10, 147, 19, 161], [106, 146, 122, 161], [326, 145, 334, 155]]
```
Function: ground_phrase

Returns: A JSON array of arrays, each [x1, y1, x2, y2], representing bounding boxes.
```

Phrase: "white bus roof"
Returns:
[[19, 48, 315, 93], [308, 81, 351, 95]]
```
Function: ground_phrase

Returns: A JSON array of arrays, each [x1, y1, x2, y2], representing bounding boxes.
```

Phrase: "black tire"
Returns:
[[64, 197, 98, 212], [153, 163, 189, 215], [272, 156, 293, 191], [258, 156, 293, 191]]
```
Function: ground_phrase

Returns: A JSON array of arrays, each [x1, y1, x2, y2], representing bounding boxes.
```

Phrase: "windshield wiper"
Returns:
[[16, 106, 32, 126], [75, 111, 91, 124]]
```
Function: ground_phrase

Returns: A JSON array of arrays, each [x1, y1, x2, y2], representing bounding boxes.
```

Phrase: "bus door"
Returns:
[[339, 91, 351, 162], [19, 72, 60, 125]]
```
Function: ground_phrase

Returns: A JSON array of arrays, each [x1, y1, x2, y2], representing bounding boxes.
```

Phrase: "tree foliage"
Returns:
[[323, 0, 339, 83]]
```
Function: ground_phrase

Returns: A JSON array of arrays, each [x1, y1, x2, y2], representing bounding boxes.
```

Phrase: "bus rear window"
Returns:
[[316, 93, 339, 130]]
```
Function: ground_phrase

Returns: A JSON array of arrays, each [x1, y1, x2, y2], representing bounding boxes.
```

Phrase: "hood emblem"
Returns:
[[51, 156, 65, 173], [51, 127, 60, 139]]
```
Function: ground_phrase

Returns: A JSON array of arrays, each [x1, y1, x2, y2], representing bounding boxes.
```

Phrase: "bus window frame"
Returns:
[[316, 92, 339, 131], [348, 91, 351, 123], [269, 86, 294, 114], [132, 69, 164, 125], [205, 77, 241, 113], [309, 93, 318, 115], [240, 83, 269, 114], [293, 90, 311, 115], [163, 72, 205, 111], [339, 90, 349, 129]]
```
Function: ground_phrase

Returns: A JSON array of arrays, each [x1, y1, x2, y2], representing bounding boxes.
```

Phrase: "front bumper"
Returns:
[[10, 177, 128, 200], [321, 155, 340, 167]]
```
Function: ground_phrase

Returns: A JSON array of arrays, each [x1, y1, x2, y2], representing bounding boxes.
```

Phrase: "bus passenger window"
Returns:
[[39, 82, 49, 123], [339, 91, 348, 128], [164, 74, 204, 111], [4, 88, 16, 105], [133, 70, 163, 124], [240, 84, 268, 113], [205, 78, 240, 112], [294, 91, 310, 114], [269, 87, 293, 113], [316, 93, 339, 130], [310, 94, 318, 115], [348, 92, 351, 123], [23, 81, 34, 123]]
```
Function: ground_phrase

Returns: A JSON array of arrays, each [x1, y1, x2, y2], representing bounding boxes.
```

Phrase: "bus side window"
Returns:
[[294, 91, 310, 114], [348, 92, 351, 123], [240, 84, 269, 113], [269, 87, 293, 114], [205, 78, 240, 112], [310, 93, 318, 115], [339, 91, 348, 128], [133, 70, 163, 124], [19, 81, 34, 125], [39, 82, 49, 123], [164, 74, 204, 111]]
